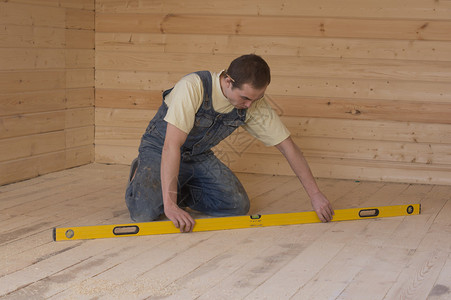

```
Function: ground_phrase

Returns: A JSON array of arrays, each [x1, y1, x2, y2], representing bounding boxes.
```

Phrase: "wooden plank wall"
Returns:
[[93, 0, 451, 185], [0, 0, 95, 185]]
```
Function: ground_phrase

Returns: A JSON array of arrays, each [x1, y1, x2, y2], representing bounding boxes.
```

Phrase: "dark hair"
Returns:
[[226, 54, 271, 89]]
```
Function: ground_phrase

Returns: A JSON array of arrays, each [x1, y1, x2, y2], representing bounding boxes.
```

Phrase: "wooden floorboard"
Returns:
[[0, 163, 450, 299]]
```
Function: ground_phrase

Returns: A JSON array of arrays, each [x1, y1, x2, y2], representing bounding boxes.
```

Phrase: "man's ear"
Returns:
[[227, 78, 236, 90]]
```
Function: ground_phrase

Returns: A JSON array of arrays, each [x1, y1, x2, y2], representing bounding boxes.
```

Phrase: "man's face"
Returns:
[[226, 82, 267, 109]]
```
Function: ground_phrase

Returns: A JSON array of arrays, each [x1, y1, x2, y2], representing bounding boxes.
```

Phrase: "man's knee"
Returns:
[[125, 186, 163, 222], [129, 210, 161, 222], [233, 191, 250, 215], [127, 200, 162, 222]]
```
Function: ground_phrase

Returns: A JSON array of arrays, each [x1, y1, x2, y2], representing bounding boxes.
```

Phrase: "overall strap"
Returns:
[[194, 71, 213, 110]]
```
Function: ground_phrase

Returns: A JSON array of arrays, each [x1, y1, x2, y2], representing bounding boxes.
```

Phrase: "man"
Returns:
[[126, 54, 334, 232]]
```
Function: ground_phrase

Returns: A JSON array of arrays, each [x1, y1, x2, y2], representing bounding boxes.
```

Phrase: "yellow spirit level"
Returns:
[[53, 204, 420, 241]]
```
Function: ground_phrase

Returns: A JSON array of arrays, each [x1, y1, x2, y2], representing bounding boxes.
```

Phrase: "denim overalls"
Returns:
[[125, 71, 250, 222]]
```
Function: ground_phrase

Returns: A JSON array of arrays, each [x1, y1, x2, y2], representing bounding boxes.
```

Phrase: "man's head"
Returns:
[[221, 54, 270, 109], [225, 54, 271, 90]]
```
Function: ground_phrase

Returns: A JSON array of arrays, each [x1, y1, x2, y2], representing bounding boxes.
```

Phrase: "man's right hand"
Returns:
[[164, 202, 195, 233]]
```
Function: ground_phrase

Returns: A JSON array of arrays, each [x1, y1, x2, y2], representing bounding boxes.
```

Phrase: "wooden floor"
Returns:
[[0, 163, 450, 300]]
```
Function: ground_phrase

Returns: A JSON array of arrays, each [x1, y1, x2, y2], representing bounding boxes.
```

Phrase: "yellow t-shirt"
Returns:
[[163, 71, 290, 146]]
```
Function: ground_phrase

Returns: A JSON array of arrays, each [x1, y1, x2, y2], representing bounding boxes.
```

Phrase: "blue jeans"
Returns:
[[125, 139, 250, 222]]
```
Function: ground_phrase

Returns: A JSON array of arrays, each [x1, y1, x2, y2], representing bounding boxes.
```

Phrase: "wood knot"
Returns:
[[159, 14, 173, 34], [235, 20, 242, 34], [419, 22, 429, 30], [347, 109, 361, 115]]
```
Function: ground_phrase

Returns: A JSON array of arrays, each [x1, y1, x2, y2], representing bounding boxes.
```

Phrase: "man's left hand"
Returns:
[[311, 192, 334, 222]]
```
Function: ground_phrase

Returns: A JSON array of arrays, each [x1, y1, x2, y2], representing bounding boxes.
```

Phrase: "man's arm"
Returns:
[[161, 123, 195, 232], [275, 136, 334, 222]]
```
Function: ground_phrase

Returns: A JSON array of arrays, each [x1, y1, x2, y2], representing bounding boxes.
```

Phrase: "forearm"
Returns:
[[276, 136, 334, 222], [160, 144, 180, 208], [160, 123, 194, 231], [277, 138, 320, 198]]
